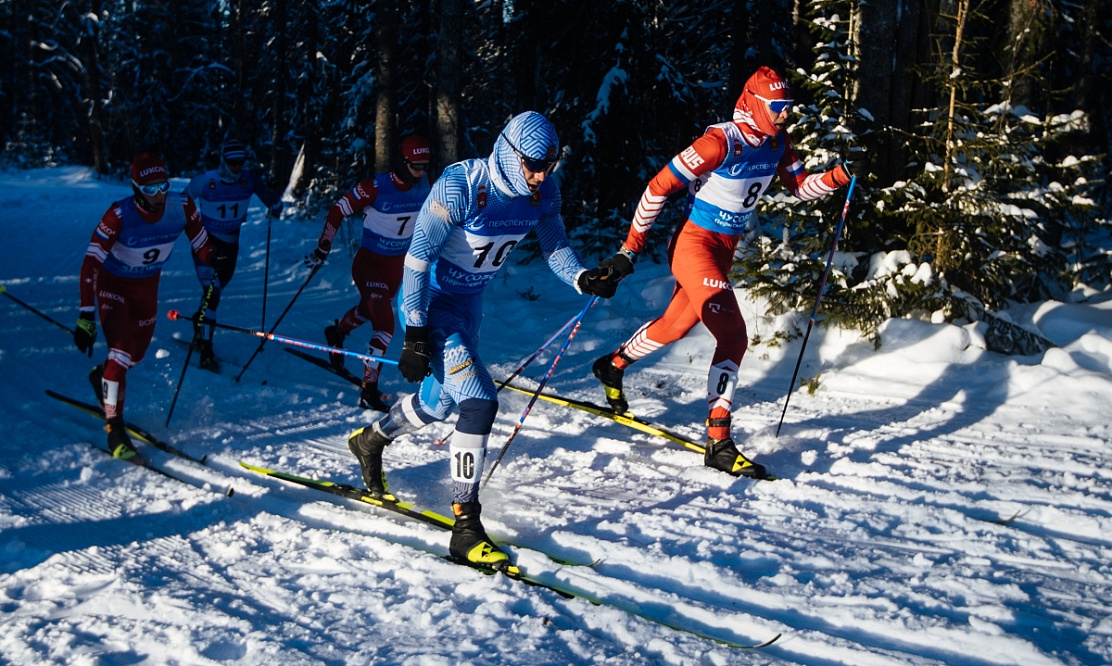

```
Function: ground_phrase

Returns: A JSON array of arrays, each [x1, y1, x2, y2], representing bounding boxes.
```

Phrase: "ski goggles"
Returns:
[[134, 180, 171, 195], [754, 94, 794, 115], [501, 133, 558, 173]]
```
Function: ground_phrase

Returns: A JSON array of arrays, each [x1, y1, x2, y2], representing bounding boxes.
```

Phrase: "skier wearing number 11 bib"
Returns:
[[307, 135, 434, 412], [588, 66, 871, 479]]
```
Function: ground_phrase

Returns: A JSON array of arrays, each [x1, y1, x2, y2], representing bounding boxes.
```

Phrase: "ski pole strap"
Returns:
[[483, 296, 597, 488]]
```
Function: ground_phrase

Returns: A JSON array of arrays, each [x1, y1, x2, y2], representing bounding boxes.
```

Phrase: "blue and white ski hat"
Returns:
[[221, 139, 247, 162], [491, 111, 559, 197]]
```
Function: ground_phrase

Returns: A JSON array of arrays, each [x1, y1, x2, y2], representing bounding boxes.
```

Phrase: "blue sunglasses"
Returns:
[[754, 94, 793, 115], [135, 181, 170, 196]]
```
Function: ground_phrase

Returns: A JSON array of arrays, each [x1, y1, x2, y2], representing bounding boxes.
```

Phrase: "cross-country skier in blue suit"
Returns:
[[347, 111, 619, 568]]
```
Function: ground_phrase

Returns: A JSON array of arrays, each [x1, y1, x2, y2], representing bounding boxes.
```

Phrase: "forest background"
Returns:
[[3, 0, 1110, 347]]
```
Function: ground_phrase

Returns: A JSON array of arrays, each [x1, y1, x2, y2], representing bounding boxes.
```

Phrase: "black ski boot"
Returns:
[[359, 381, 391, 412], [106, 418, 138, 460], [704, 437, 767, 479], [347, 423, 392, 498], [592, 352, 629, 413], [89, 364, 104, 410], [324, 320, 347, 369], [449, 501, 510, 568], [196, 338, 218, 371]]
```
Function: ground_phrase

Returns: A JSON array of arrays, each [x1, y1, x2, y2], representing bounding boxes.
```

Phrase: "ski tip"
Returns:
[[747, 633, 782, 649]]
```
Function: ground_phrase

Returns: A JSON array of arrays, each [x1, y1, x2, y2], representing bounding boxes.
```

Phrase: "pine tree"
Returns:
[[734, 0, 879, 340]]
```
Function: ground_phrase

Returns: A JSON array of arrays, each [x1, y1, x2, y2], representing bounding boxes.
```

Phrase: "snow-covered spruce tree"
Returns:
[[870, 0, 1100, 349], [733, 0, 884, 341]]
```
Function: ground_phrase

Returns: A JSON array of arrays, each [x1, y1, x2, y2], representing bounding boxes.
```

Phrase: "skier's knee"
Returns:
[[456, 398, 499, 435]]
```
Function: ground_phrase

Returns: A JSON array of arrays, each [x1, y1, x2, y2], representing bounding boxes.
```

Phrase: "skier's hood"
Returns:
[[489, 111, 559, 198]]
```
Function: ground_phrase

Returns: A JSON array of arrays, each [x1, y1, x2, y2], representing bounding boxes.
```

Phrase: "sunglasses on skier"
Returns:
[[500, 133, 558, 174], [134, 180, 171, 196], [405, 160, 430, 172], [753, 94, 794, 115]]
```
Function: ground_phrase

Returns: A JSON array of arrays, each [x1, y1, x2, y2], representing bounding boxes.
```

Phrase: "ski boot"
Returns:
[[592, 352, 629, 413], [106, 418, 138, 461], [324, 320, 347, 369], [347, 423, 392, 498], [88, 364, 105, 410], [195, 338, 218, 371], [704, 437, 766, 479], [359, 381, 391, 412], [449, 501, 510, 568]]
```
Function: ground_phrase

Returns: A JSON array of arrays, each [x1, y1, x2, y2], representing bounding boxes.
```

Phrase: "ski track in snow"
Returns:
[[2, 167, 1112, 664]]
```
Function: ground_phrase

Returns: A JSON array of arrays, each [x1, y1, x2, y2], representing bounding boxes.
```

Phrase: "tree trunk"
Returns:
[[269, 0, 288, 185], [435, 0, 462, 167], [81, 0, 107, 174], [1006, 0, 1042, 110], [942, 0, 969, 195], [374, 3, 398, 173]]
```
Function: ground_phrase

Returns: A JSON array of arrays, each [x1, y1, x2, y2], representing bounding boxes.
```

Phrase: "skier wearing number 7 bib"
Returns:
[[587, 66, 871, 479], [307, 135, 434, 412]]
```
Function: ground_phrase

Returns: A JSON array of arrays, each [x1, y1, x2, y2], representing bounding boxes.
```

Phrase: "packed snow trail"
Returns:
[[2, 167, 1111, 664]]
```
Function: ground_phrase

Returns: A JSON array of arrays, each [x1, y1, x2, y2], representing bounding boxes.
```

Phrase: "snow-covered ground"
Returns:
[[2, 166, 1111, 665]]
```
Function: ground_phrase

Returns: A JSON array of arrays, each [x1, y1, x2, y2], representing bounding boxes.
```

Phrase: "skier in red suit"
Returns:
[[589, 66, 869, 478], [74, 153, 215, 459], [306, 135, 434, 411]]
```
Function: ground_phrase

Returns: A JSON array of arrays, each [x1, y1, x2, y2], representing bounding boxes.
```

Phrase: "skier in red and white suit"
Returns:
[[589, 66, 869, 478], [73, 153, 215, 459], [306, 135, 434, 411]]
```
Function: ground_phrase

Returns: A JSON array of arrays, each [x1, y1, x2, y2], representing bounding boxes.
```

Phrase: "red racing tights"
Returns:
[[96, 271, 160, 420], [616, 222, 748, 440]]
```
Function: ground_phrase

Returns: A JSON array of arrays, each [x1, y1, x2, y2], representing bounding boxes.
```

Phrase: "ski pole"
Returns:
[[482, 296, 597, 488], [775, 177, 857, 437], [167, 309, 400, 366], [165, 277, 218, 427], [0, 285, 76, 335], [494, 309, 583, 392], [435, 308, 586, 446], [261, 208, 273, 330], [165, 336, 196, 427], [234, 262, 322, 382]]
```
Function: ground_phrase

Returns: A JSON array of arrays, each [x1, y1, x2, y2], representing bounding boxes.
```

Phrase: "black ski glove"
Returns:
[[578, 251, 634, 299], [397, 326, 432, 383], [304, 248, 327, 270], [842, 146, 871, 179], [600, 252, 634, 281], [74, 311, 97, 356]]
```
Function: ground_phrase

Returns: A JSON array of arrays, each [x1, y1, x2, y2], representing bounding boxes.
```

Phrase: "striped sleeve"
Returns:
[[183, 196, 214, 266], [317, 178, 378, 254], [624, 129, 729, 255], [79, 205, 122, 310], [776, 136, 851, 202]]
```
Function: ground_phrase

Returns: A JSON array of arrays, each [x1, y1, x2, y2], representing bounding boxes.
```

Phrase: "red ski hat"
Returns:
[[401, 135, 431, 163], [130, 153, 168, 185], [734, 66, 792, 137]]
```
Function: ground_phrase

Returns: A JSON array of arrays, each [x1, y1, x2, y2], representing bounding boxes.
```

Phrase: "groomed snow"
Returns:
[[2, 167, 1110, 665]]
